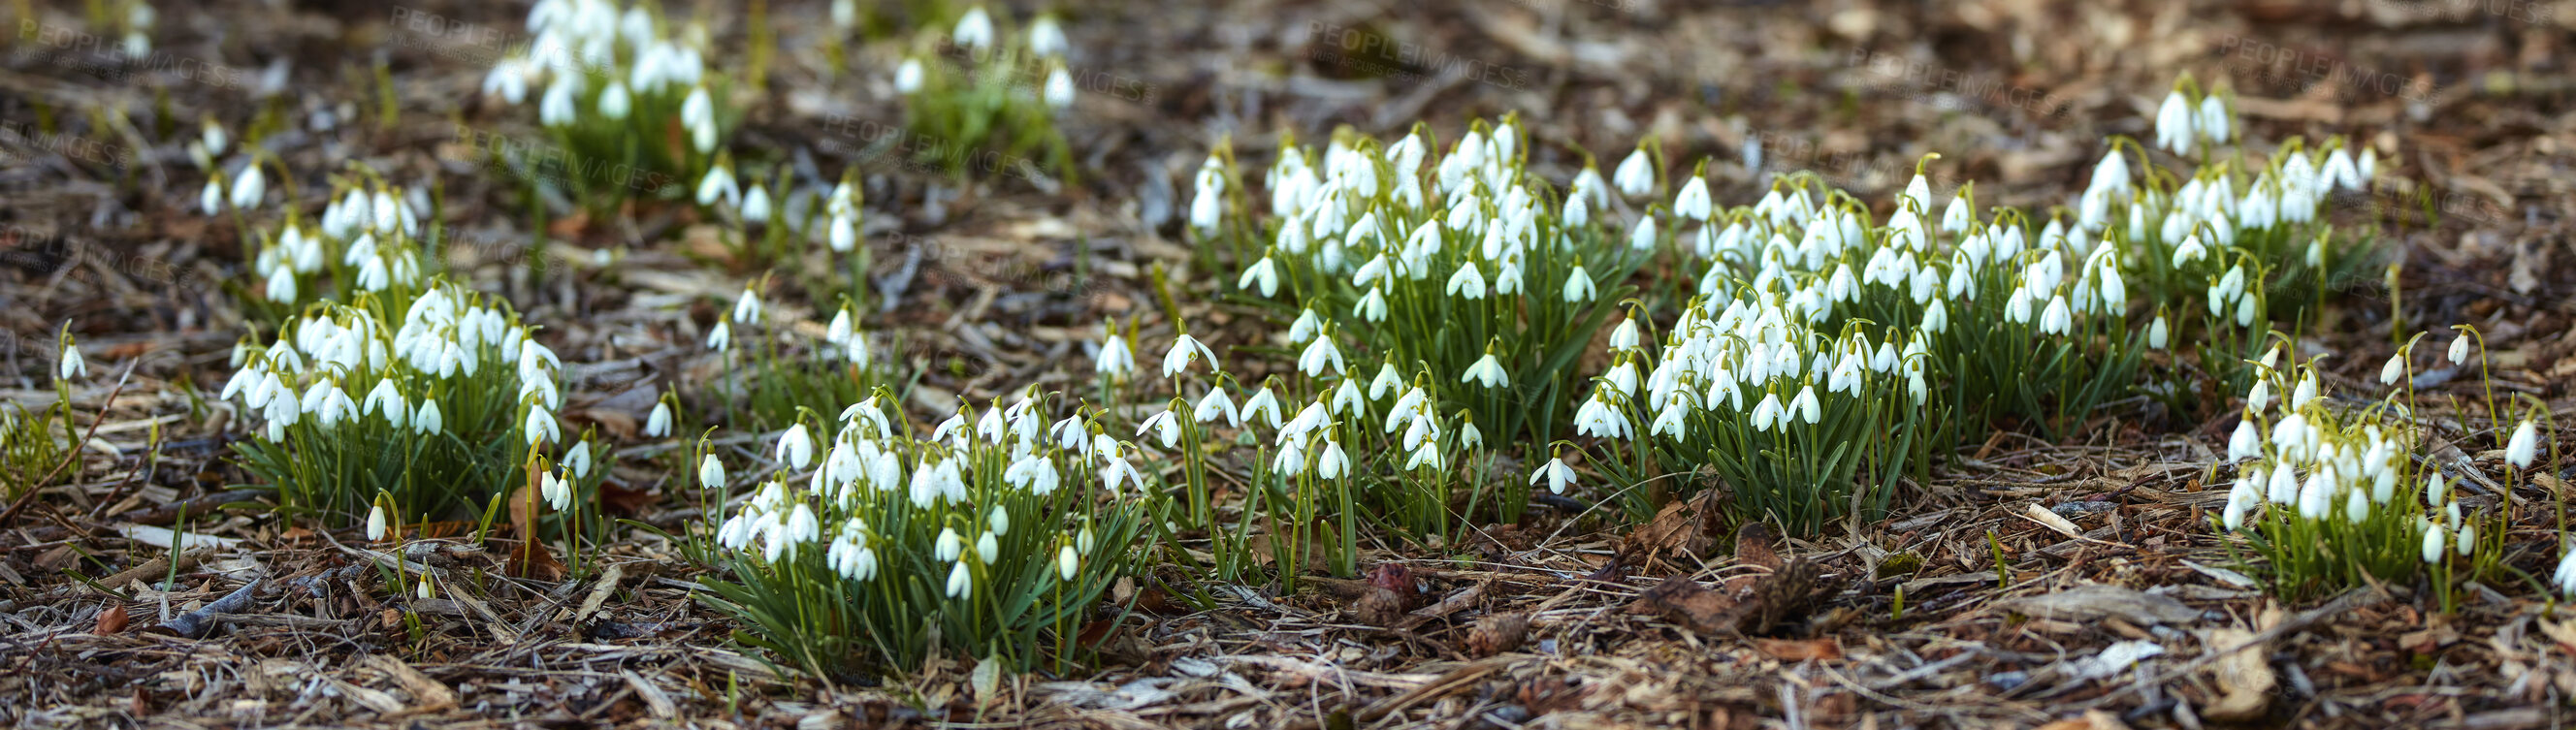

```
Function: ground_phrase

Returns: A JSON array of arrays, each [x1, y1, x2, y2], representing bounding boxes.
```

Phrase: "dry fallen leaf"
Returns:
[[1467, 613, 1530, 656], [93, 604, 128, 635], [1998, 585, 2201, 625], [2201, 627, 2275, 721], [1753, 637, 1842, 661]]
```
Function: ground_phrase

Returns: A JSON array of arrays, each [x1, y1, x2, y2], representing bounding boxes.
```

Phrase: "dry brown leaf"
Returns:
[[1997, 585, 2201, 625], [1753, 637, 1842, 661], [2201, 627, 2274, 721], [2036, 710, 2134, 730], [1467, 613, 1530, 656], [93, 604, 128, 634], [1630, 576, 1737, 634]]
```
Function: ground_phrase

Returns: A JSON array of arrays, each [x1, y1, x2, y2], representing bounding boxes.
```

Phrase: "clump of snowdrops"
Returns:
[[477, 0, 735, 213], [889, 5, 1078, 180], [1188, 117, 1644, 524], [219, 278, 601, 528], [1, 327, 87, 498], [699, 282, 894, 432], [695, 387, 1152, 677]]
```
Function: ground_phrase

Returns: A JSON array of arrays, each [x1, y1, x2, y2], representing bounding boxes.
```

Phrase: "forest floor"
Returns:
[[2, 0, 2574, 727]]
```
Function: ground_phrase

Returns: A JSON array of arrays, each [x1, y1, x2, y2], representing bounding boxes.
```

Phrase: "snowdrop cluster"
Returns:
[[1208, 118, 1643, 453], [2215, 354, 2450, 595], [218, 279, 582, 523], [255, 180, 433, 306], [2151, 79, 2233, 156], [2079, 79, 2377, 317], [701, 389, 1145, 673], [487, 0, 724, 149], [888, 6, 1079, 179]]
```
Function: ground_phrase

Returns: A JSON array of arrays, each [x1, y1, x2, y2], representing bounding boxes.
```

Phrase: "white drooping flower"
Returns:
[[1162, 333, 1218, 378], [952, 6, 996, 51], [1462, 352, 1509, 389], [1530, 456, 1576, 495], [2507, 419, 2540, 468], [1612, 146, 1654, 198], [645, 401, 674, 437]]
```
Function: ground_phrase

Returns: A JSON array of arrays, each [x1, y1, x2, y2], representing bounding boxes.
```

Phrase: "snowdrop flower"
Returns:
[[2555, 545, 2576, 597], [1028, 15, 1069, 57], [2424, 524, 2447, 564], [525, 404, 562, 446], [2038, 295, 2074, 335], [1462, 351, 1509, 389], [2229, 420, 2261, 461], [2196, 94, 2231, 145], [1139, 409, 1181, 449], [414, 399, 444, 434], [1298, 336, 1344, 377], [706, 320, 732, 352], [2290, 373, 2317, 410], [696, 164, 740, 207], [597, 81, 631, 119], [1354, 287, 1389, 322], [367, 503, 389, 541], [1056, 544, 1081, 581], [2154, 88, 2196, 154], [564, 440, 594, 479], [200, 175, 224, 215], [1043, 67, 1076, 110], [699, 455, 727, 490], [1095, 323, 1135, 377], [1750, 392, 1786, 432], [894, 57, 924, 94], [1162, 333, 1218, 378], [1530, 456, 1576, 494], [231, 165, 267, 209], [2222, 481, 2255, 531], [1241, 385, 1284, 429], [1194, 389, 1240, 427], [732, 287, 764, 324], [1628, 216, 1657, 251], [1612, 146, 1654, 198], [542, 471, 572, 511], [935, 526, 965, 563], [2448, 334, 2471, 365], [644, 401, 674, 437], [946, 561, 974, 598], [1563, 264, 1596, 303], [1672, 177, 1711, 221], [1445, 262, 1487, 300], [952, 6, 996, 51], [778, 424, 815, 469], [976, 531, 1000, 563], [1316, 438, 1353, 480], [1239, 254, 1279, 297], [2507, 419, 2540, 468], [55, 338, 85, 381]]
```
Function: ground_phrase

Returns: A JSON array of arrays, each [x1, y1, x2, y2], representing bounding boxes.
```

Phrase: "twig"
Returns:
[[148, 577, 264, 639]]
